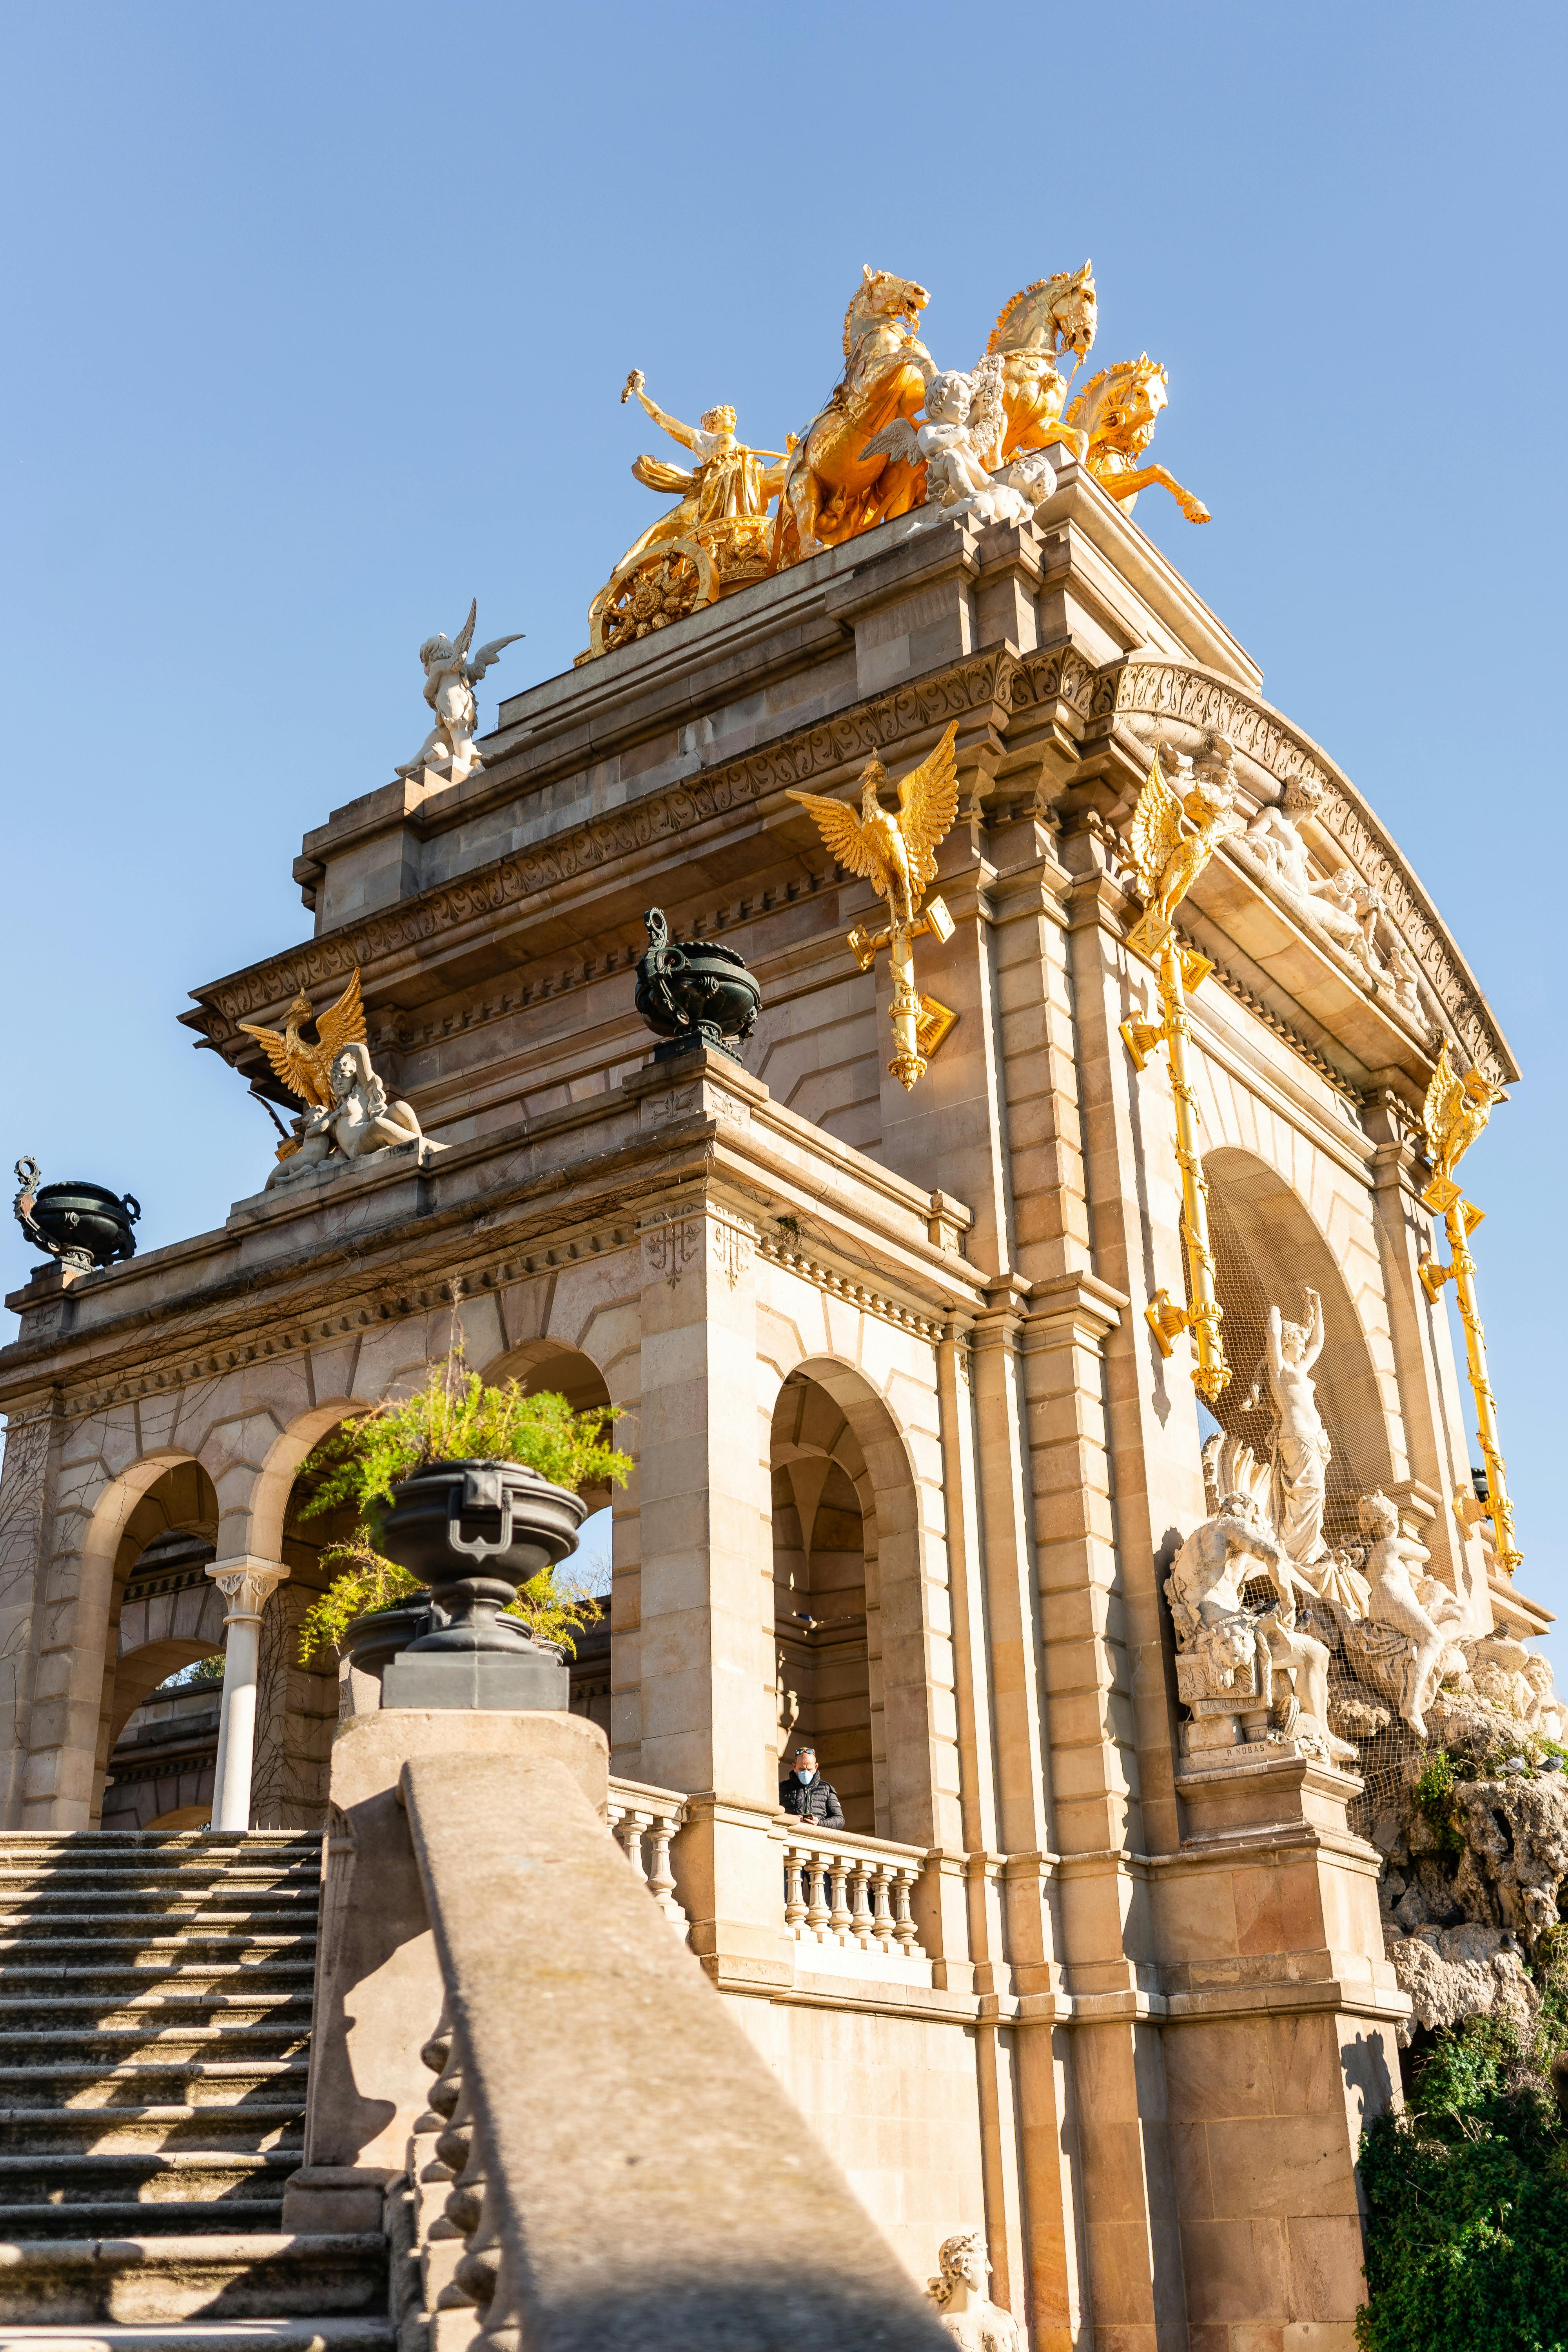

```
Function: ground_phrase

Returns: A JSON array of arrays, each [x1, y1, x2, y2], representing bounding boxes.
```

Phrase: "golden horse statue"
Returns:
[[984, 261, 1099, 467], [774, 266, 933, 565], [1065, 355, 1210, 522]]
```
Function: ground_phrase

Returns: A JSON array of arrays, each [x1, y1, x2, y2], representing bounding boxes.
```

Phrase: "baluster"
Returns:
[[783, 1846, 807, 1936], [803, 1851, 831, 1942], [870, 1865, 896, 1952], [827, 1856, 853, 1945], [848, 1864, 875, 1949], [645, 1806, 682, 1924], [891, 1864, 918, 1955]]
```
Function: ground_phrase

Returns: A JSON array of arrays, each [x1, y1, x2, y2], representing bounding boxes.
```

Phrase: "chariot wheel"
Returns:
[[588, 535, 720, 658]]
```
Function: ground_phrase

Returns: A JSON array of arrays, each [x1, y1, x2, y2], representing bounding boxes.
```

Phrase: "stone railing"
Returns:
[[780, 1824, 930, 1966], [397, 1740, 951, 2352], [606, 1774, 690, 1933]]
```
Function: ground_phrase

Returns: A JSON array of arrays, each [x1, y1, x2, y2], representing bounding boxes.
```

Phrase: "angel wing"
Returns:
[[1422, 1041, 1465, 1173], [236, 1017, 332, 1109], [465, 632, 524, 686], [784, 787, 884, 885], [451, 599, 477, 661], [1126, 754, 1187, 901], [314, 967, 369, 1064], [632, 454, 697, 495], [894, 722, 959, 893], [858, 416, 922, 468]]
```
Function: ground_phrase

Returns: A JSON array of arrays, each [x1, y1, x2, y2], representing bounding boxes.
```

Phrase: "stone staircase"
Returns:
[[0, 1831, 389, 2348]]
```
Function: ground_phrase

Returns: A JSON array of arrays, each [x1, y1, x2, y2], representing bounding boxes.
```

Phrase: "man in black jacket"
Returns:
[[778, 1743, 845, 1828]]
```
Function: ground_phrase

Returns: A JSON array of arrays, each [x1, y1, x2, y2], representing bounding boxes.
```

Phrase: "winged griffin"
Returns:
[[237, 969, 436, 1190], [395, 600, 523, 786], [1123, 735, 1244, 967], [1420, 1041, 1507, 1214], [786, 724, 961, 1089]]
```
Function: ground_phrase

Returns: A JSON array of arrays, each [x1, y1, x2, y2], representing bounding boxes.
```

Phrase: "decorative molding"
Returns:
[[206, 1556, 289, 1622], [1183, 931, 1366, 1105], [755, 1232, 943, 1342], [1105, 659, 1514, 1086], [710, 1212, 755, 1290], [640, 1212, 702, 1290]]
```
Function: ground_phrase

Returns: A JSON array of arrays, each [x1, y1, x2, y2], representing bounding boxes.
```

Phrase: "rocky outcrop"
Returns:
[[1389, 1923, 1538, 2040]]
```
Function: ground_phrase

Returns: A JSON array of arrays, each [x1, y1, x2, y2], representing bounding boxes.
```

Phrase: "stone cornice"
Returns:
[[179, 641, 1511, 1101]]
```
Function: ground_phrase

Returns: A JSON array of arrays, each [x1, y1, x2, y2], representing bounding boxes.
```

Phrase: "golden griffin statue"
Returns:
[[1117, 743, 1245, 1404], [787, 723, 961, 1091], [1416, 1043, 1521, 1572], [239, 969, 367, 1119]]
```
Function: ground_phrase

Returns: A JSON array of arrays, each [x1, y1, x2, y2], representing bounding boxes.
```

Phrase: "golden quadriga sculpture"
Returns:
[[579, 261, 1208, 659], [1416, 1042, 1521, 1572], [1118, 738, 1245, 1403], [787, 723, 960, 1091]]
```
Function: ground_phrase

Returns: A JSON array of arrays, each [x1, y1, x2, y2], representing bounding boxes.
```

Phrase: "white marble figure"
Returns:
[[927, 2231, 1021, 2352], [1167, 1488, 1357, 1763], [266, 1043, 431, 1191], [1357, 1492, 1461, 1740], [1238, 790, 1389, 988], [395, 600, 523, 787], [1267, 1290, 1333, 1570], [860, 361, 1051, 532]]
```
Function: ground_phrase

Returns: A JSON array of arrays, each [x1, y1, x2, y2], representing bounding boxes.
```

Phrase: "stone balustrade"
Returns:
[[780, 1824, 928, 1963], [606, 1775, 690, 1934]]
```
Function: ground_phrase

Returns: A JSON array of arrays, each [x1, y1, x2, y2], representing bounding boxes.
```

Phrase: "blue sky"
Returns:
[[4, 4, 1565, 1643]]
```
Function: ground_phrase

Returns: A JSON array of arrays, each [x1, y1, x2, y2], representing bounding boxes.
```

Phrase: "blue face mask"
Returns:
[[796, 1766, 816, 1782]]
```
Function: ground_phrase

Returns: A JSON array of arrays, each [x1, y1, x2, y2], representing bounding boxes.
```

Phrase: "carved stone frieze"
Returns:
[[1107, 659, 1514, 1085]]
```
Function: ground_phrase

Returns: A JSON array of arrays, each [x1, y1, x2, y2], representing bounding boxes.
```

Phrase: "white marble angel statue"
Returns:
[[264, 1042, 435, 1191], [1358, 1492, 1463, 1739], [859, 360, 1053, 531], [395, 599, 523, 786]]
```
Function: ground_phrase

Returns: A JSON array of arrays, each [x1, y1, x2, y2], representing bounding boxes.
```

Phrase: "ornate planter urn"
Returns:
[[338, 1595, 434, 1719], [13, 1158, 140, 1271], [633, 907, 761, 1062], [374, 1457, 586, 1712]]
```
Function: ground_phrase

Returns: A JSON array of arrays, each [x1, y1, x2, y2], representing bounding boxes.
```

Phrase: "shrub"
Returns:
[[294, 1352, 629, 1665], [1357, 1964, 1568, 2350]]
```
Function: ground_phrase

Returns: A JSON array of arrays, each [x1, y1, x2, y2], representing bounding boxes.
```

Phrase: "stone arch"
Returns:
[[82, 1456, 219, 1826], [1203, 1145, 1399, 1535], [769, 1356, 940, 1846]]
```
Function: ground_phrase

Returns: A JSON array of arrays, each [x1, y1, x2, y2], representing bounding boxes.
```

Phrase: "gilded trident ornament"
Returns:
[[1416, 1043, 1521, 1573], [1117, 742, 1244, 1405], [787, 724, 961, 1091]]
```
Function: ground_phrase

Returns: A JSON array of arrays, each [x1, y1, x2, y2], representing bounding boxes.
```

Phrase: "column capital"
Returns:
[[206, 1555, 290, 1622]]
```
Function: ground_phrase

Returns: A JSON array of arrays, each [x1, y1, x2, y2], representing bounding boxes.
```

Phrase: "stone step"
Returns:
[[0, 2106, 305, 2153], [0, 1890, 318, 1912], [0, 2063, 308, 2106], [0, 2232, 386, 2322], [0, 2151, 301, 2204], [0, 1967, 315, 1998], [0, 2323, 393, 2351], [0, 2035, 310, 2068], [0, 2203, 285, 2241], [0, 1928, 316, 1950]]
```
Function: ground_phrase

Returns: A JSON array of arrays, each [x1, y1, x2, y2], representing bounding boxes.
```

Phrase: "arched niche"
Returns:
[[1203, 1147, 1397, 1542], [769, 1359, 936, 1844], [90, 1459, 220, 1825]]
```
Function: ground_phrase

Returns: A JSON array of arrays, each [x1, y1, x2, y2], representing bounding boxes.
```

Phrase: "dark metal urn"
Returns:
[[13, 1157, 140, 1271], [634, 907, 761, 1063], [374, 1459, 586, 1716]]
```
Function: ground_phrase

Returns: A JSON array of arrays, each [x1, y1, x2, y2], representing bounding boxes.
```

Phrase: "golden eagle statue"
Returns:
[[237, 969, 368, 1110], [786, 722, 959, 927], [1123, 741, 1243, 963]]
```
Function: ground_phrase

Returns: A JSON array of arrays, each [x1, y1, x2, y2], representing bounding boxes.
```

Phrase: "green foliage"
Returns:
[[296, 1532, 603, 1666], [296, 1354, 631, 1526], [1357, 1996, 1568, 2350], [1414, 1748, 1467, 1862], [149, 1652, 226, 1696]]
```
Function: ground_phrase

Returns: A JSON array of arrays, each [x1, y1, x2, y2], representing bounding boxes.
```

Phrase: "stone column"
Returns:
[[207, 1556, 289, 1832]]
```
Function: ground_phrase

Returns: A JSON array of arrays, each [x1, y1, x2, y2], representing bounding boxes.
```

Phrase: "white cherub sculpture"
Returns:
[[860, 359, 1053, 532], [395, 599, 523, 786]]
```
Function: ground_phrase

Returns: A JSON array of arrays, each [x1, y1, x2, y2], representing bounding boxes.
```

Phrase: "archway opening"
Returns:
[[101, 1470, 221, 1832], [771, 1372, 876, 1834]]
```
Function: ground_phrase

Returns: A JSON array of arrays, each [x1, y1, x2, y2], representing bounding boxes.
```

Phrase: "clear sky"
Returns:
[[3, 4, 1564, 1644]]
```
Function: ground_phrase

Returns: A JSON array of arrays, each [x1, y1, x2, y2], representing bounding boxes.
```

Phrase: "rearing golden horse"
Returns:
[[774, 266, 933, 566]]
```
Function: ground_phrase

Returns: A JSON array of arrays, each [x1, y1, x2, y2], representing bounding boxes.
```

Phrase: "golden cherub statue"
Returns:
[[1123, 736, 1244, 965], [1420, 1041, 1508, 1214], [786, 723, 961, 1089], [238, 969, 432, 1189]]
